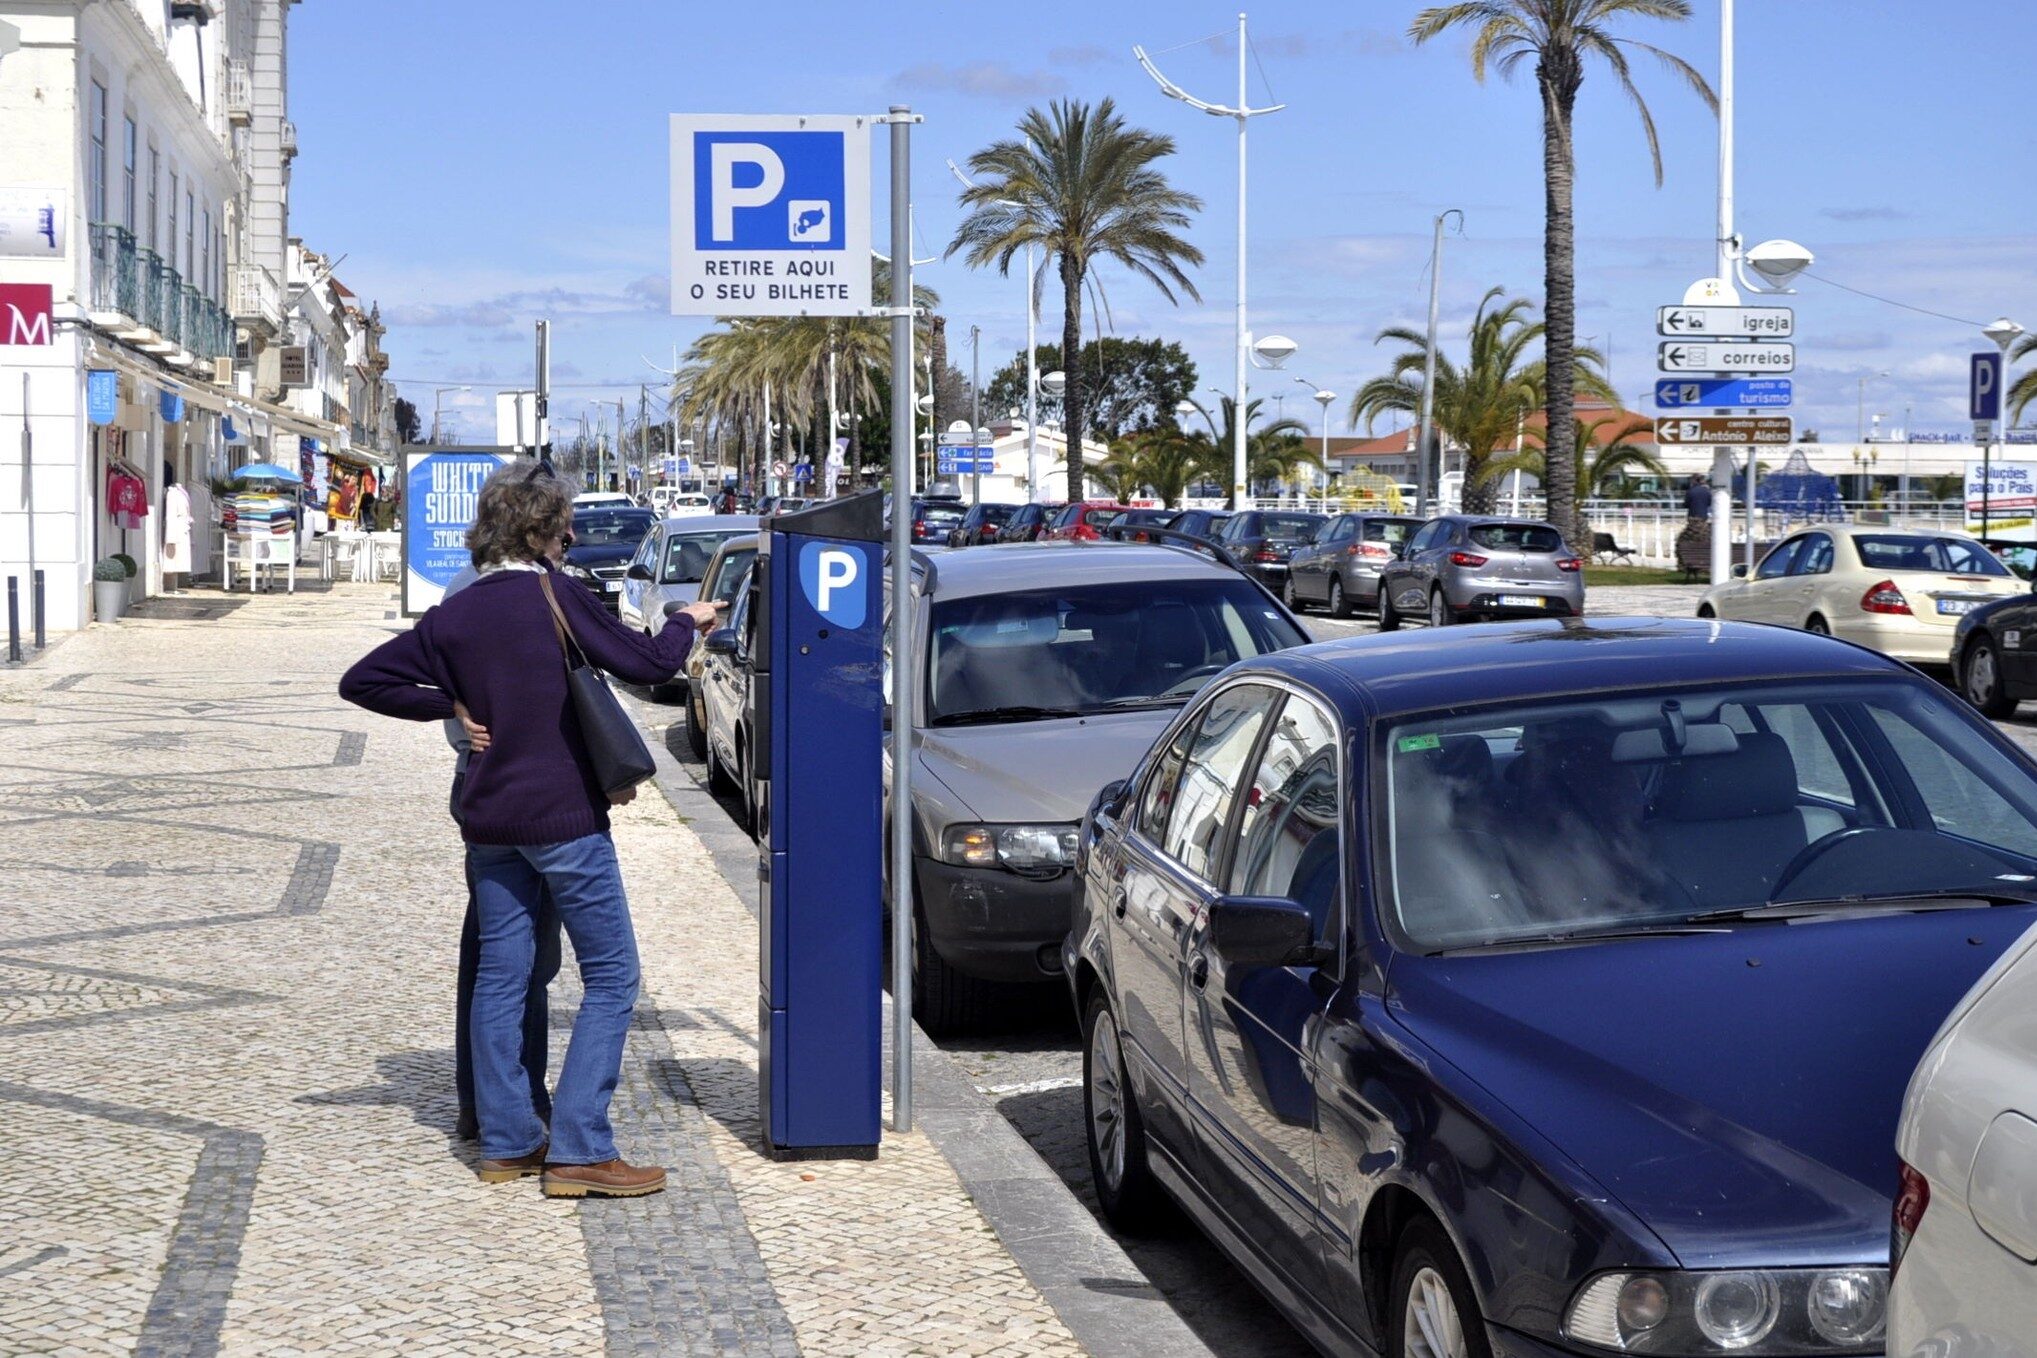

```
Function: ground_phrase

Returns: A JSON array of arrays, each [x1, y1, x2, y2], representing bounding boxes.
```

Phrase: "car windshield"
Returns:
[[1260, 515, 1322, 543], [1854, 534, 2009, 576], [572, 511, 653, 546], [1367, 519, 1419, 544], [661, 530, 742, 584], [918, 503, 966, 528], [1468, 522, 1562, 552], [1382, 677, 2037, 951], [704, 546, 756, 604], [926, 579, 1307, 725]]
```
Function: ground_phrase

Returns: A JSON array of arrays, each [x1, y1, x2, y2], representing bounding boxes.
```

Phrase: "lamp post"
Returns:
[[1038, 369, 1065, 496], [949, 160, 1042, 502], [1982, 316, 2025, 545], [1857, 370, 1889, 442], [430, 385, 469, 444], [1136, 13, 1286, 511], [1416, 209, 1463, 517], [1296, 376, 1334, 508], [969, 324, 982, 506]]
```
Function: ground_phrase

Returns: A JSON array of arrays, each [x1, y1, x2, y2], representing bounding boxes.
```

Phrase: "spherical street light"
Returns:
[[1251, 334, 1298, 369], [915, 393, 934, 415], [1039, 370, 1066, 399], [1174, 399, 1198, 421], [1745, 239, 1814, 290], [1984, 317, 2026, 352]]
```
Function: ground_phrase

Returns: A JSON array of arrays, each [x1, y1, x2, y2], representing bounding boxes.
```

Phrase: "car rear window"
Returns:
[[918, 504, 966, 528], [1468, 523, 1563, 552], [1365, 519, 1421, 544], [1854, 535, 2009, 576], [1262, 515, 1323, 542], [1082, 508, 1125, 527]]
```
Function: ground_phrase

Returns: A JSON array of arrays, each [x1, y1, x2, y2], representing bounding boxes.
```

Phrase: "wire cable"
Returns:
[[1246, 31, 1278, 105], [1151, 27, 1233, 57], [1800, 271, 1987, 329]]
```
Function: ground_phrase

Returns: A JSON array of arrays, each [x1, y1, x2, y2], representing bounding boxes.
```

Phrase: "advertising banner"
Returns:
[[1965, 460, 2037, 542], [401, 448, 513, 615]]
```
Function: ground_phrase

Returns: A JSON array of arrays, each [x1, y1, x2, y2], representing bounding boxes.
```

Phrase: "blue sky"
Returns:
[[290, 0, 2037, 450]]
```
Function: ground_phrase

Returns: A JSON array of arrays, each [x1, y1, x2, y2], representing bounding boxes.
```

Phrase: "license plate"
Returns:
[[1498, 594, 1545, 608], [605, 581, 622, 593], [1936, 598, 1976, 615]]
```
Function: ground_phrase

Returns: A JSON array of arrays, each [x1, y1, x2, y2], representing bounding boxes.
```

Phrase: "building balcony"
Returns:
[[143, 253, 182, 353], [230, 262, 282, 335], [280, 120, 298, 160], [89, 223, 143, 326], [226, 59, 252, 126]]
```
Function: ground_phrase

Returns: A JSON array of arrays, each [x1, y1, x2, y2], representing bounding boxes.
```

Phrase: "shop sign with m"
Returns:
[[0, 282, 52, 345]]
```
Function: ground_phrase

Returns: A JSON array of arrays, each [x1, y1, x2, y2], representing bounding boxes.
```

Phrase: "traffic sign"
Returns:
[[1658, 341, 1794, 374], [1655, 416, 1795, 445], [669, 114, 872, 317], [936, 448, 994, 475], [1972, 352, 2004, 422], [1654, 377, 1792, 409], [1656, 305, 1794, 338]]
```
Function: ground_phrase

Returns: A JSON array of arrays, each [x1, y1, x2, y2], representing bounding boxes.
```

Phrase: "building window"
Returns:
[[201, 208, 212, 300], [184, 189, 194, 277], [90, 82, 108, 223], [166, 172, 177, 265], [147, 148, 159, 249], [121, 117, 136, 232]]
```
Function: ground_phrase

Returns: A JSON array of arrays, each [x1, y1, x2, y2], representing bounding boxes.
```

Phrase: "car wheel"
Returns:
[[684, 690, 709, 758], [736, 736, 759, 836], [706, 731, 736, 797], [1806, 614, 1831, 636], [1378, 583, 1402, 632], [1428, 589, 1452, 628], [1964, 638, 2018, 718], [1082, 991, 1168, 1231], [1329, 577, 1351, 619], [1283, 575, 1309, 613], [911, 900, 999, 1036], [1388, 1219, 1492, 1358]]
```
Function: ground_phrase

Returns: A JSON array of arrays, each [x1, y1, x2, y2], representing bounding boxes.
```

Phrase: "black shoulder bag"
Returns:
[[538, 573, 657, 796]]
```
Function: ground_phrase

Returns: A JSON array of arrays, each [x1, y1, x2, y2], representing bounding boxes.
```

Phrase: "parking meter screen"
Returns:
[[926, 580, 1305, 726]]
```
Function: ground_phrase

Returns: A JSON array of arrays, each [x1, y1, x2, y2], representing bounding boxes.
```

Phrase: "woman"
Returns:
[[340, 462, 718, 1198]]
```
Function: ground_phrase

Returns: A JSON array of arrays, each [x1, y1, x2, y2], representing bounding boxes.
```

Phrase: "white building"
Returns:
[[0, 0, 370, 634]]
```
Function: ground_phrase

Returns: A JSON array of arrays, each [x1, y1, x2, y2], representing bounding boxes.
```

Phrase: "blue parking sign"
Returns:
[[694, 131, 844, 251]]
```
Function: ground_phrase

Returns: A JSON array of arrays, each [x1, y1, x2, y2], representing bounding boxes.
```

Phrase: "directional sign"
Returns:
[[1654, 377, 1793, 409], [1655, 416, 1795, 445], [1656, 305, 1794, 338], [1658, 341, 1794, 374], [1972, 352, 2004, 422], [669, 114, 872, 317], [937, 448, 994, 475]]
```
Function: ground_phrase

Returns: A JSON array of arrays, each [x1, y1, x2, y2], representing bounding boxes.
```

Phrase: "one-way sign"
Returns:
[[1656, 305, 1794, 338], [1658, 341, 1795, 374], [1655, 416, 1795, 445]]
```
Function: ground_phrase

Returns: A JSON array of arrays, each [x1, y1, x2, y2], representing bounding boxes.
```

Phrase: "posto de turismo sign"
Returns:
[[401, 449, 511, 615], [669, 114, 871, 317]]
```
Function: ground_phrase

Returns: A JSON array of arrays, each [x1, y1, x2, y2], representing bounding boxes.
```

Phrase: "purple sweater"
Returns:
[[339, 567, 696, 845]]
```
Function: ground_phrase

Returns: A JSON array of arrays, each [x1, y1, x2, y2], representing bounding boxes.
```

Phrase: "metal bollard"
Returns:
[[32, 569, 44, 650], [6, 577, 20, 664]]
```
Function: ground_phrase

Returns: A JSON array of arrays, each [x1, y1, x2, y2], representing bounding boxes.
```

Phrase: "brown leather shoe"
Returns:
[[476, 1145, 547, 1183], [540, 1158, 667, 1198]]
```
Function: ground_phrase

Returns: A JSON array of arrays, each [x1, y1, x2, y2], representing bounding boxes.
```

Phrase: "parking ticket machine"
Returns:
[[754, 491, 884, 1159]]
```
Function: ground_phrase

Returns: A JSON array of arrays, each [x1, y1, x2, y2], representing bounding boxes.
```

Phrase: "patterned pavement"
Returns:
[[0, 583, 1085, 1357]]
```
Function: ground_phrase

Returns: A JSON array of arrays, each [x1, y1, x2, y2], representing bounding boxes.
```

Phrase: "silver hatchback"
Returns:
[[1377, 514, 1584, 628]]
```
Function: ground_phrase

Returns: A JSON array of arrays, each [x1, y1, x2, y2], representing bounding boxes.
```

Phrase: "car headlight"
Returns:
[[1565, 1269, 1885, 1354], [940, 823, 1079, 873], [562, 563, 595, 580]]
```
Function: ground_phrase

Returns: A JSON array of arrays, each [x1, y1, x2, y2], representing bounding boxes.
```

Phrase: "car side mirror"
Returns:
[[626, 562, 653, 581], [704, 627, 738, 656], [1089, 777, 1130, 823], [1731, 562, 1749, 579], [1207, 895, 1322, 970]]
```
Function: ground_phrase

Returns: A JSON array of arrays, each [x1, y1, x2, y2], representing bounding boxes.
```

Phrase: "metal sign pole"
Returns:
[[887, 105, 916, 1132]]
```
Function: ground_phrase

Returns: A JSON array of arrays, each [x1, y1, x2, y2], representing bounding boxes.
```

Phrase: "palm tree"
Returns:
[[2010, 332, 2037, 426], [1485, 412, 1666, 502], [1409, 0, 1713, 542], [1348, 288, 1612, 512], [1190, 396, 1315, 495], [950, 98, 1205, 501], [1104, 428, 1223, 507]]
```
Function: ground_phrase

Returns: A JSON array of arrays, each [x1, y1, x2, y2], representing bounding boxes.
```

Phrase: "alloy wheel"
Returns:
[[1087, 1008, 1128, 1192], [1404, 1266, 1469, 1358], [1429, 591, 1450, 628], [1970, 645, 1998, 703], [1329, 578, 1346, 617]]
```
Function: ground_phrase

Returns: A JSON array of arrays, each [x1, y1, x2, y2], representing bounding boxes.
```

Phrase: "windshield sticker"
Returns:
[[1397, 733, 1442, 753]]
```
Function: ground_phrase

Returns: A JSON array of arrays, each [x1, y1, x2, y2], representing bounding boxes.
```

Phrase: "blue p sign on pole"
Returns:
[[1973, 352, 2004, 422]]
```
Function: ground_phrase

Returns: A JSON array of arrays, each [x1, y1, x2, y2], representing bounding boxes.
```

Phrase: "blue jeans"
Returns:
[[467, 832, 641, 1164]]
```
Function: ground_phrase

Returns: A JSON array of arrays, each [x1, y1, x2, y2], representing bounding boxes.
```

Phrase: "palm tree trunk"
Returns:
[[930, 315, 948, 443], [1540, 73, 1581, 546], [1060, 259, 1086, 501]]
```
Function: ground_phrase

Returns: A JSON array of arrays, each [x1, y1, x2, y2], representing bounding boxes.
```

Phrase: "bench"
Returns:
[[1675, 527, 1781, 580], [1592, 531, 1636, 565]]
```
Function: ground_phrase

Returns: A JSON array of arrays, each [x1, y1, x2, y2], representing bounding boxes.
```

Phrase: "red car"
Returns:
[[1044, 500, 1137, 542]]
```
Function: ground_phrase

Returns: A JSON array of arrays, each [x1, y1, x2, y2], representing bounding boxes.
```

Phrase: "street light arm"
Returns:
[[1131, 44, 1285, 118]]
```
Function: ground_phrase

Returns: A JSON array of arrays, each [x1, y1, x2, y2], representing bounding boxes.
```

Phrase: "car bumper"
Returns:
[[1445, 586, 1583, 618], [913, 854, 1073, 984], [1338, 564, 1387, 603], [1833, 613, 1967, 664]]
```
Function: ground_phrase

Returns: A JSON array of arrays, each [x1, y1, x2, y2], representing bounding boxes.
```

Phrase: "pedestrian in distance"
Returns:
[[1683, 473, 1713, 522], [340, 460, 720, 1198]]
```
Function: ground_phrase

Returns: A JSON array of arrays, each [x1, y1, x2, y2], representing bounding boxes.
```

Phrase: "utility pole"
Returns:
[[535, 320, 550, 461], [1136, 13, 1285, 510], [1710, 0, 1737, 587], [886, 105, 918, 1129], [969, 324, 982, 507], [1416, 210, 1462, 515]]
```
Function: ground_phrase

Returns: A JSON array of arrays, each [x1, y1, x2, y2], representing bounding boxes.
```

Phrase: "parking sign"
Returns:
[[1972, 352, 2004, 422], [670, 115, 871, 317]]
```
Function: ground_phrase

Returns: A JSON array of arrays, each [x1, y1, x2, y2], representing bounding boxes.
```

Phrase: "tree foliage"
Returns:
[[393, 397, 422, 444], [983, 337, 1198, 441]]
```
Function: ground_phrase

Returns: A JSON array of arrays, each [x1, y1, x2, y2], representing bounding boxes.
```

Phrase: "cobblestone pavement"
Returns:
[[0, 583, 1086, 1357]]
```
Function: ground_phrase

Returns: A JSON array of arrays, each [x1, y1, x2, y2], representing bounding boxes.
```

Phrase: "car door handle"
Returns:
[[1188, 954, 1209, 990]]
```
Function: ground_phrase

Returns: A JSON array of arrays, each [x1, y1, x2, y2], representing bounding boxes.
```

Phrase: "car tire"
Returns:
[[1428, 589, 1452, 628], [1082, 991, 1169, 1233], [706, 734, 736, 798], [1284, 575, 1310, 614], [1964, 638, 2018, 718], [735, 735, 759, 837], [684, 690, 709, 759], [911, 900, 999, 1036], [1387, 1219, 1492, 1358], [1329, 577, 1351, 619], [1806, 614, 1831, 636], [1378, 584, 1403, 632]]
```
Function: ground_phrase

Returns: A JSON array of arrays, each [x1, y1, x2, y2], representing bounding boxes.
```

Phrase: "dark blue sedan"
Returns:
[[1066, 616, 2037, 1358]]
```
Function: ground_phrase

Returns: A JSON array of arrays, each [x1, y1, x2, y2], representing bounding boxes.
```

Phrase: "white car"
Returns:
[[1890, 919, 2037, 1355], [573, 491, 637, 511], [1697, 524, 2023, 663], [649, 488, 712, 517]]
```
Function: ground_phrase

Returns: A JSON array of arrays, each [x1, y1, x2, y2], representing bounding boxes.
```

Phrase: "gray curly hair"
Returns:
[[467, 461, 574, 567]]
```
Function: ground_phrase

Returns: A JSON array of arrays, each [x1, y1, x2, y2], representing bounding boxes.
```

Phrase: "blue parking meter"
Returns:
[[755, 490, 885, 1159]]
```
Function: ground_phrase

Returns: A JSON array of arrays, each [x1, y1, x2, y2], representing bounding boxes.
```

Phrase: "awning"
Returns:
[[84, 340, 346, 445]]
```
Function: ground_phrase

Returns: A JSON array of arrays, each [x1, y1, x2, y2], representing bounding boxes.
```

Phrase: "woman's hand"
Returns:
[[608, 784, 639, 807], [453, 701, 491, 753], [679, 600, 723, 630]]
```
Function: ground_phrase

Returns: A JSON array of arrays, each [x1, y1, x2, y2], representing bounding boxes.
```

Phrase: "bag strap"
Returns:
[[536, 572, 590, 669]]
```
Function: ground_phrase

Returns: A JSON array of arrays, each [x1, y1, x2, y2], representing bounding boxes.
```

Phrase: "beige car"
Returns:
[[1697, 523, 2023, 662]]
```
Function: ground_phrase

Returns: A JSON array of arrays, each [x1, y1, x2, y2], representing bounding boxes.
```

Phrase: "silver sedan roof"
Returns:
[[657, 514, 759, 532], [916, 540, 1250, 601]]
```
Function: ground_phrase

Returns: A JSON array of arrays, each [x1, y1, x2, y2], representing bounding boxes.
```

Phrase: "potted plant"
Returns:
[[93, 558, 129, 622], [111, 552, 138, 579]]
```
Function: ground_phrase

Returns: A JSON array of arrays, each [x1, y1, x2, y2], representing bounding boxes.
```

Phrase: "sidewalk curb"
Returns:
[[622, 688, 1218, 1358]]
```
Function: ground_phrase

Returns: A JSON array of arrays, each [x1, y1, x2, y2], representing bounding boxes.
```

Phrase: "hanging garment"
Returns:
[[163, 483, 193, 571], [107, 467, 149, 531]]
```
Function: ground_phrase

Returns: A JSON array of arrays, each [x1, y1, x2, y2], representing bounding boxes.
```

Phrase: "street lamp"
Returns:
[[1858, 369, 1890, 442], [430, 385, 469, 444], [1135, 14, 1286, 510], [1296, 376, 1335, 506], [950, 159, 1043, 503]]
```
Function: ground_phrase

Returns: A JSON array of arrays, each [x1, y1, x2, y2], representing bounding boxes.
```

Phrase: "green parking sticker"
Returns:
[[1397, 733, 1442, 753]]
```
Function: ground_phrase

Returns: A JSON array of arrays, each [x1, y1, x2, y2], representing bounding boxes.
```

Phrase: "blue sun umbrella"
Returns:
[[234, 461, 304, 484]]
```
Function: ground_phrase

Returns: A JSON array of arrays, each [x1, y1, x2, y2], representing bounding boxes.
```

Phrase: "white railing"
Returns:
[[229, 261, 281, 332], [1585, 500, 1972, 566], [226, 60, 252, 125]]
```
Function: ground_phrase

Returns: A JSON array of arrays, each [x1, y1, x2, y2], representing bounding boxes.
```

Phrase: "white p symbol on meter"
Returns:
[[709, 143, 785, 242], [798, 543, 866, 629]]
